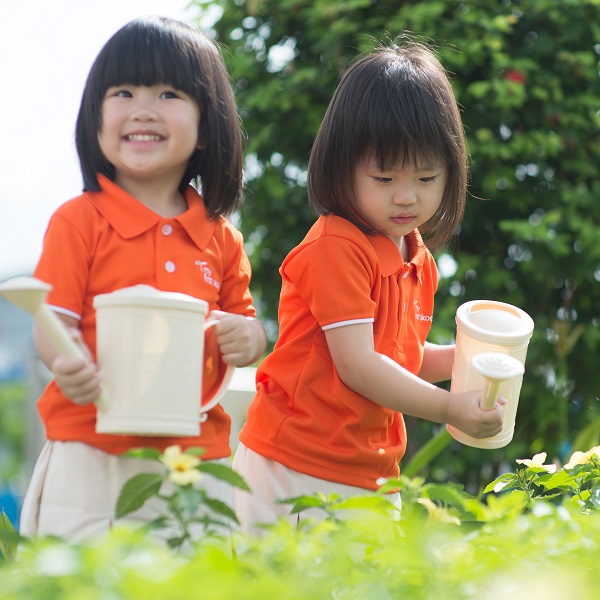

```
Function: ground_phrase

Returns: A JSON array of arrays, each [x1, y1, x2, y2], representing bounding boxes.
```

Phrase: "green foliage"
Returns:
[[0, 381, 27, 480], [196, 0, 600, 485], [5, 460, 600, 598], [486, 447, 600, 511]]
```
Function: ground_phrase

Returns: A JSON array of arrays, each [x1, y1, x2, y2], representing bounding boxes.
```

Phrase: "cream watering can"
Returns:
[[447, 300, 534, 449], [0, 277, 232, 438], [93, 285, 234, 437]]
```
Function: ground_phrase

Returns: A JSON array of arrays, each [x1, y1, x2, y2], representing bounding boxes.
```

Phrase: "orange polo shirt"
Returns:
[[239, 215, 437, 489], [34, 174, 256, 458]]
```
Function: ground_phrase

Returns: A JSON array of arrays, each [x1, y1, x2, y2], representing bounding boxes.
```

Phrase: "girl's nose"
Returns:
[[132, 106, 158, 121], [131, 95, 158, 120], [392, 184, 416, 204]]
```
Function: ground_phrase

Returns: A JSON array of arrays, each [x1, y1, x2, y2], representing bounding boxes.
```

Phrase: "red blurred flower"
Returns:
[[505, 69, 526, 85]]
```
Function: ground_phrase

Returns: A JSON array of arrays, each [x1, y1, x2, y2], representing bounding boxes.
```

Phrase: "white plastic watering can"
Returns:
[[0, 277, 232, 438], [447, 300, 534, 449], [93, 285, 234, 437]]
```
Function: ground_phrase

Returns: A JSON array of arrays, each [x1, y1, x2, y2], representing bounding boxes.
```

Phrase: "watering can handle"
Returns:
[[36, 306, 88, 360], [471, 353, 525, 411], [480, 379, 502, 411], [35, 306, 109, 411], [198, 319, 235, 422]]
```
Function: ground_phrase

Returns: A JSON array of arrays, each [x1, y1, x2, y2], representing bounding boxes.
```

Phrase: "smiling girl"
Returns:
[[19, 16, 266, 542]]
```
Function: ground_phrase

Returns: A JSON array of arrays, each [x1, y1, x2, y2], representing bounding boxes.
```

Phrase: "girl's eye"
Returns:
[[160, 90, 180, 99], [419, 175, 438, 183], [110, 89, 132, 98], [374, 177, 393, 183]]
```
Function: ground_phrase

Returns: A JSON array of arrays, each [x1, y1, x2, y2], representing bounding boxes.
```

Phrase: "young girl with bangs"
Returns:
[[20, 16, 266, 542], [233, 40, 504, 533]]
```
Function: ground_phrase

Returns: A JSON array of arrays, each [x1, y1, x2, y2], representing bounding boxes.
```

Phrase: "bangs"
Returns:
[[361, 64, 451, 171], [94, 19, 202, 96]]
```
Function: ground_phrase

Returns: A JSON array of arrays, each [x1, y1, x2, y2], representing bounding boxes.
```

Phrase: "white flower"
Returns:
[[515, 452, 556, 473]]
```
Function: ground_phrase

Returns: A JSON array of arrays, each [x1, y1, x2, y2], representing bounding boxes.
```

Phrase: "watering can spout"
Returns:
[[0, 276, 82, 358], [0, 275, 107, 410], [0, 276, 53, 316]]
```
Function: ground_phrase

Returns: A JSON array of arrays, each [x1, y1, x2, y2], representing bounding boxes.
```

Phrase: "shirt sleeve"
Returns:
[[33, 206, 93, 320], [217, 225, 256, 318], [282, 235, 377, 329]]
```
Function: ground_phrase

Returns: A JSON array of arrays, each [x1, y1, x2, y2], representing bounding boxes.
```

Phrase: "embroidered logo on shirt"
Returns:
[[195, 260, 221, 289], [414, 300, 432, 322]]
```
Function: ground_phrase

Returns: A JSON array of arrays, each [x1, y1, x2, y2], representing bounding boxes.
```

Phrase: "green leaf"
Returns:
[[201, 497, 239, 523], [333, 495, 398, 514], [277, 494, 327, 514], [422, 483, 470, 507], [122, 448, 163, 461], [185, 447, 206, 458], [198, 462, 250, 491], [589, 486, 600, 510], [377, 478, 403, 494], [483, 473, 517, 494], [167, 536, 187, 549], [115, 473, 163, 519], [0, 509, 19, 562], [542, 469, 577, 492]]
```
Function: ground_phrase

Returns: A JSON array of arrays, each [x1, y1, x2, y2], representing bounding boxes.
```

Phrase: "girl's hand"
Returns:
[[209, 310, 266, 367], [50, 329, 102, 406], [446, 390, 506, 439]]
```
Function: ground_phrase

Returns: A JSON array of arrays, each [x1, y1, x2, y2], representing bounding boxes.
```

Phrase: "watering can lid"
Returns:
[[93, 285, 208, 313], [456, 300, 534, 345]]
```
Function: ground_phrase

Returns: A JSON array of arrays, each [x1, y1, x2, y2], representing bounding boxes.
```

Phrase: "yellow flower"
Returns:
[[564, 451, 589, 470], [515, 452, 557, 473], [160, 445, 202, 486], [564, 446, 600, 470]]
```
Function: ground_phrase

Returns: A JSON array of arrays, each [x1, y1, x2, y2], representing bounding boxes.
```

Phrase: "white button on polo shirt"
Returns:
[[162, 224, 173, 236], [165, 261, 176, 273]]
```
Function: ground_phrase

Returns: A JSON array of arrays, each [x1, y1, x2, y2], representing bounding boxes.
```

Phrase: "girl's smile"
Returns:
[[124, 133, 164, 142]]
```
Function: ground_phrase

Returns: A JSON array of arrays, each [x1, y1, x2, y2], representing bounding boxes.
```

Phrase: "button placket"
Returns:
[[159, 221, 176, 274]]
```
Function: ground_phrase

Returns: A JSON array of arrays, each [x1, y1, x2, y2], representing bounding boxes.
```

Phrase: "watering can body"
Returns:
[[93, 285, 232, 437], [447, 300, 534, 449]]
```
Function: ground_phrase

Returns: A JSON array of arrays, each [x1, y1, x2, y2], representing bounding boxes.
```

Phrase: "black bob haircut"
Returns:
[[75, 16, 243, 218], [308, 40, 468, 251]]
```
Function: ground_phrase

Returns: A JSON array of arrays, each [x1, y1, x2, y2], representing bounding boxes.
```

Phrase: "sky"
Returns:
[[0, 0, 209, 279]]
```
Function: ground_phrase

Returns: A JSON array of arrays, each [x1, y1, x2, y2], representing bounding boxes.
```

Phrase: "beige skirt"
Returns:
[[233, 443, 401, 536], [20, 440, 233, 544]]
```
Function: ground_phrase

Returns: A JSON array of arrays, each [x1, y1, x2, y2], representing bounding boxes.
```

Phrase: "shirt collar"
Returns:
[[367, 228, 428, 282], [322, 215, 428, 281], [86, 174, 214, 249]]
